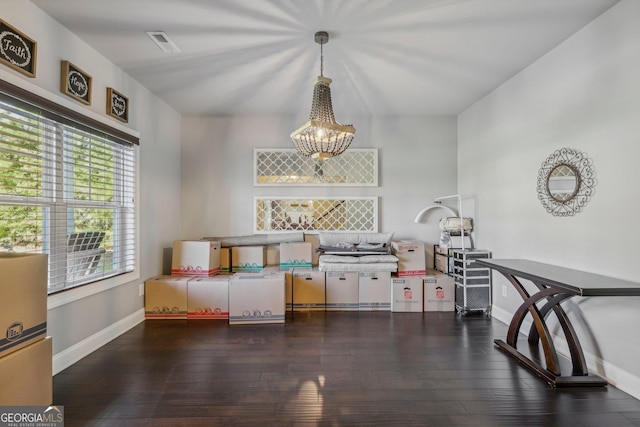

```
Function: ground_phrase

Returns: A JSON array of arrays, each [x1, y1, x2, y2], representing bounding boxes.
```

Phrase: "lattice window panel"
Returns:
[[254, 149, 378, 186], [254, 197, 378, 233]]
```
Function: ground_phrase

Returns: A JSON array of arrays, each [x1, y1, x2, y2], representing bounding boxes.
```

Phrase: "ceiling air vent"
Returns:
[[145, 31, 180, 53]]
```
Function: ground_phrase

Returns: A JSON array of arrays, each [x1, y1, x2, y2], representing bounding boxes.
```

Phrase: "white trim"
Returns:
[[0, 69, 139, 138], [52, 308, 144, 375], [491, 304, 640, 400], [47, 271, 140, 309]]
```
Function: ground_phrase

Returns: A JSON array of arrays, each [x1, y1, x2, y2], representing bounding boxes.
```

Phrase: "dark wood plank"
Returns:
[[476, 259, 640, 296], [53, 312, 640, 426]]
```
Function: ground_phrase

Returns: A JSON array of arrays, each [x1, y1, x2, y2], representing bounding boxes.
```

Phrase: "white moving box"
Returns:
[[220, 247, 231, 273], [326, 272, 359, 311], [424, 269, 455, 312], [391, 240, 426, 277], [0, 253, 48, 358], [232, 246, 266, 272], [391, 276, 424, 312], [292, 269, 326, 311], [266, 244, 280, 266], [172, 240, 220, 276], [145, 276, 190, 319], [280, 242, 313, 269], [358, 271, 391, 311], [187, 276, 230, 319], [0, 336, 52, 406], [228, 272, 285, 325], [304, 233, 320, 266]]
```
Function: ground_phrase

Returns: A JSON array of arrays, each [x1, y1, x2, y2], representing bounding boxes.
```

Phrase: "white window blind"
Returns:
[[0, 82, 137, 294]]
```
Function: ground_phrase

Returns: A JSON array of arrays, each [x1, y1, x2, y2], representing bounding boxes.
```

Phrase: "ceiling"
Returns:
[[31, 0, 620, 117]]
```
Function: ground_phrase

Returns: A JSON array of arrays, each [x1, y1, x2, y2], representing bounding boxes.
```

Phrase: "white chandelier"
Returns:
[[291, 31, 355, 161]]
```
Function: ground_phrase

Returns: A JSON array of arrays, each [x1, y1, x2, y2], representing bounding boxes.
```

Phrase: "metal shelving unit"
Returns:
[[451, 249, 492, 317]]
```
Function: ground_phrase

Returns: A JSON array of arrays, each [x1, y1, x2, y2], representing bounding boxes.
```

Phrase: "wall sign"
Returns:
[[0, 20, 37, 77], [60, 60, 92, 105], [106, 88, 129, 123]]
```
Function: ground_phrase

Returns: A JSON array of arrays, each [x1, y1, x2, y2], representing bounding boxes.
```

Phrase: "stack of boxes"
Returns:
[[144, 236, 458, 325], [391, 240, 455, 312], [0, 253, 52, 405], [146, 240, 224, 320], [145, 240, 298, 324]]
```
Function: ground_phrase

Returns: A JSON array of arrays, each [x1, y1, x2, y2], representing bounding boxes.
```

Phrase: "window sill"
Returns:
[[47, 271, 140, 310]]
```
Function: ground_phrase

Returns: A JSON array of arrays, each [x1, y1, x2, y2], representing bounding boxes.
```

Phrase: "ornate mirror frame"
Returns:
[[537, 148, 595, 216]]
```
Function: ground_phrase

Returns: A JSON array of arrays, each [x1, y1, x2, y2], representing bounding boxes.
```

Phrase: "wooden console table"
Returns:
[[476, 259, 640, 387]]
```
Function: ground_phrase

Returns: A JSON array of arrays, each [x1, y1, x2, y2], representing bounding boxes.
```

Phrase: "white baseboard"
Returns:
[[491, 305, 640, 400], [52, 308, 145, 375]]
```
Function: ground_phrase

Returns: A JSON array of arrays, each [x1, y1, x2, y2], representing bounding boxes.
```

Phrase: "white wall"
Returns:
[[180, 114, 458, 263], [458, 0, 640, 398], [1, 1, 182, 368]]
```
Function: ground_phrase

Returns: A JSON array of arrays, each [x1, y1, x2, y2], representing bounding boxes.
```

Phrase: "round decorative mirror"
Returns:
[[546, 163, 580, 202], [537, 148, 595, 216]]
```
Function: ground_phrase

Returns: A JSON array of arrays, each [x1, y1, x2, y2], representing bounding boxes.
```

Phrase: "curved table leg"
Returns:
[[528, 293, 571, 344], [506, 285, 561, 375], [527, 289, 588, 376]]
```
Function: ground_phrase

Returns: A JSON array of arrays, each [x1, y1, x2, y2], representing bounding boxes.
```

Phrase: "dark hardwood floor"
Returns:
[[53, 312, 640, 426]]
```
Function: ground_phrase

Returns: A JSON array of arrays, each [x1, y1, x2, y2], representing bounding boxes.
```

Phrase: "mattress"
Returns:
[[318, 232, 394, 247], [317, 245, 391, 255], [319, 253, 398, 272], [319, 254, 398, 264], [318, 261, 398, 272]]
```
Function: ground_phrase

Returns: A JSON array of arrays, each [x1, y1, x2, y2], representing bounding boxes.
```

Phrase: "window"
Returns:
[[0, 81, 138, 294]]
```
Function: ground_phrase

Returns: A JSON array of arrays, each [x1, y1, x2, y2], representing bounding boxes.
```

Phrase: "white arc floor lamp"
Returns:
[[414, 194, 467, 251]]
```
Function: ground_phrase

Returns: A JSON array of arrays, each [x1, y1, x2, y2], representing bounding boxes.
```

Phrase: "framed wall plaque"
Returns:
[[60, 60, 92, 105], [106, 87, 129, 123], [0, 20, 37, 78]]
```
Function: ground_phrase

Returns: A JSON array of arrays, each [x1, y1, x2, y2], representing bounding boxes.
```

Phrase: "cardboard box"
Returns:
[[358, 271, 391, 311], [304, 233, 320, 266], [187, 276, 230, 319], [220, 247, 231, 273], [391, 276, 424, 312], [171, 240, 220, 276], [228, 272, 285, 324], [145, 276, 190, 319], [293, 269, 325, 311], [231, 246, 266, 272], [0, 253, 48, 358], [392, 240, 426, 276], [266, 244, 280, 266], [326, 272, 359, 311], [434, 253, 448, 274], [285, 269, 293, 311], [280, 242, 312, 269], [424, 269, 455, 312], [258, 266, 292, 310], [0, 336, 52, 406]]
